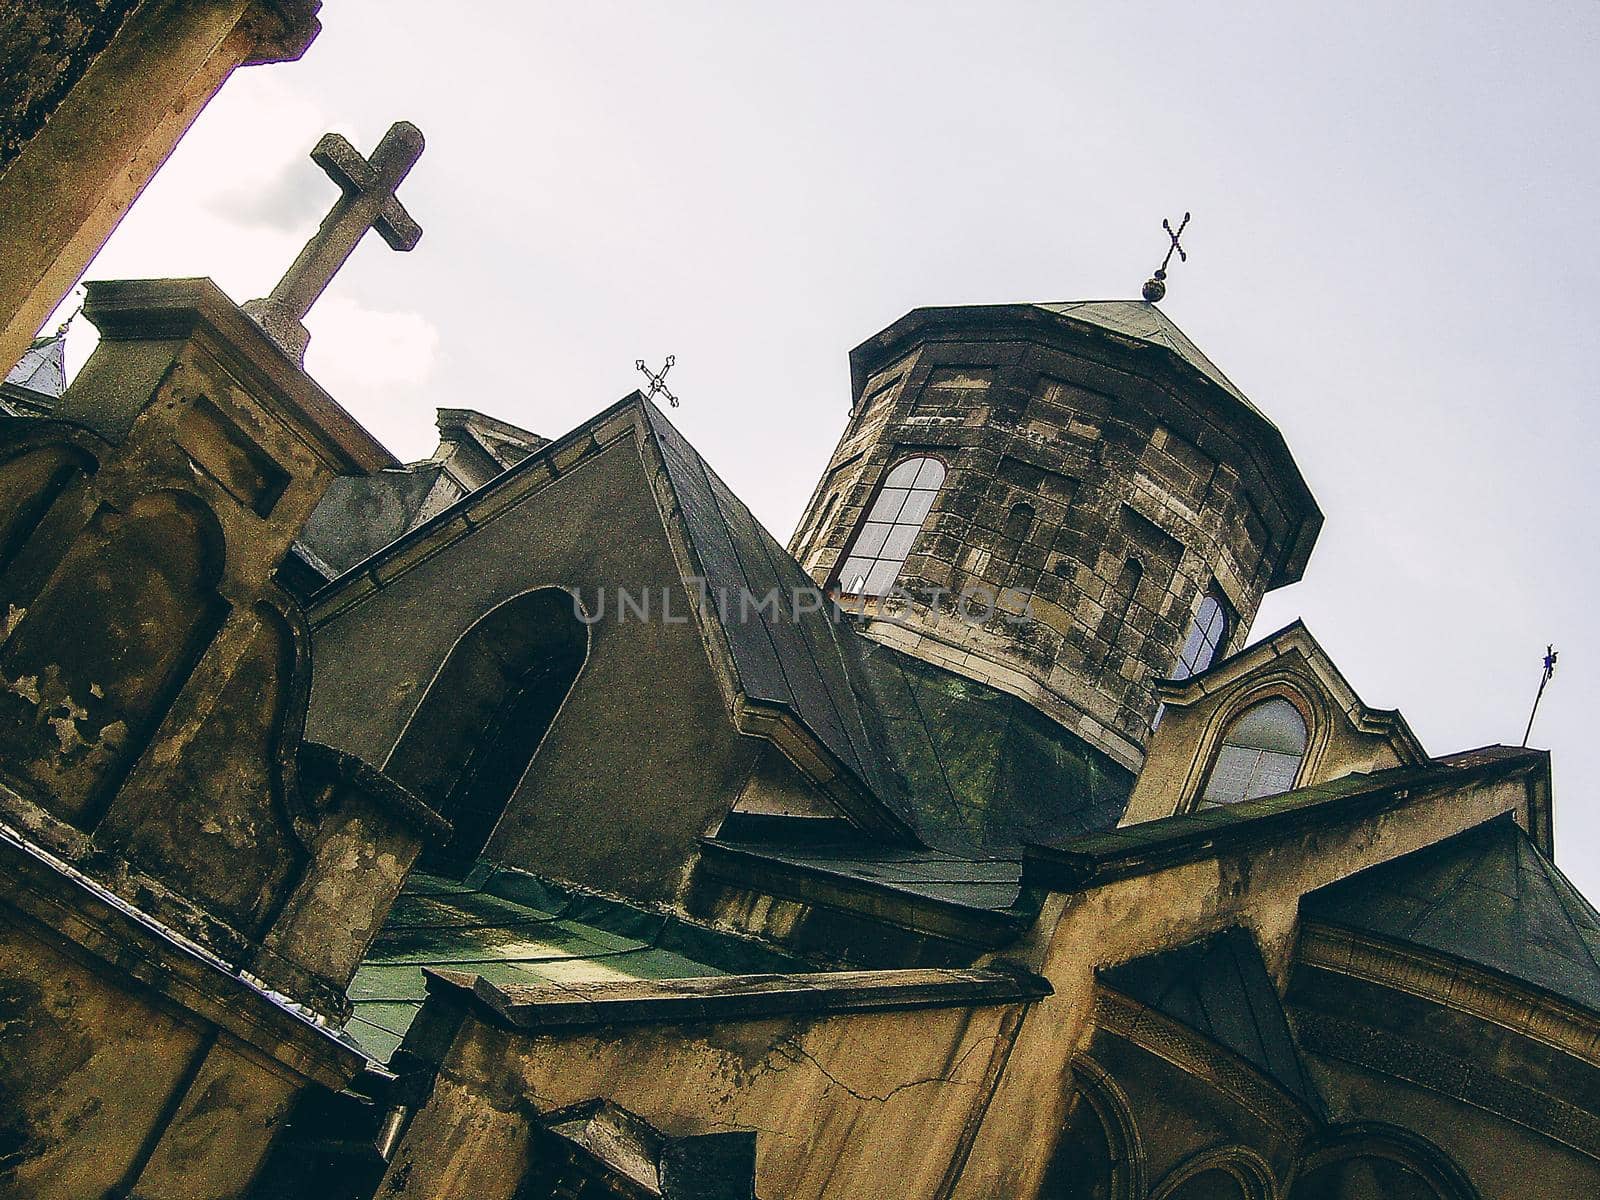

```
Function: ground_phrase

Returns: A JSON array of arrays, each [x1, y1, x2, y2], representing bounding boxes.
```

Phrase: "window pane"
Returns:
[[912, 459, 946, 489], [853, 521, 894, 557], [862, 558, 903, 595], [867, 487, 910, 523], [885, 458, 925, 486], [838, 557, 875, 594], [1249, 749, 1303, 798], [897, 487, 937, 524], [1202, 744, 1260, 807], [879, 524, 919, 560], [1224, 698, 1306, 755]]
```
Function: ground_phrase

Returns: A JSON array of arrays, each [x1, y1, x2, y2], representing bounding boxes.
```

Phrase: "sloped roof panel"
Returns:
[[1303, 816, 1600, 1017]]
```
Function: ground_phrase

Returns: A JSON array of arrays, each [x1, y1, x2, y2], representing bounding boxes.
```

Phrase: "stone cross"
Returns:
[[243, 121, 425, 361]]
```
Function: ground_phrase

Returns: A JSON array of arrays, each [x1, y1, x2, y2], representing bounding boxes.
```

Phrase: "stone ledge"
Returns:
[[423, 964, 1050, 1034], [698, 837, 1032, 948], [0, 820, 364, 1089], [1024, 751, 1542, 892]]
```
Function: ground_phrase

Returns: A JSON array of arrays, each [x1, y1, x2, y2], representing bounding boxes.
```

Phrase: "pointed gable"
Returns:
[[640, 400, 912, 838], [4, 331, 67, 402]]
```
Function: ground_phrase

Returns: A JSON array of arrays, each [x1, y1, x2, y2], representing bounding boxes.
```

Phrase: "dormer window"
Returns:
[[1200, 697, 1307, 808], [1174, 586, 1229, 679], [836, 456, 945, 596]]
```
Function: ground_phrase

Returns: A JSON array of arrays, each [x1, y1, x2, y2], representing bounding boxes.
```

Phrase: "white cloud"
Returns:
[[303, 296, 441, 462]]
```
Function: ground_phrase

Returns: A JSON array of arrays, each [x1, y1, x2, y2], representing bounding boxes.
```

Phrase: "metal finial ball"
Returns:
[[1142, 275, 1167, 302]]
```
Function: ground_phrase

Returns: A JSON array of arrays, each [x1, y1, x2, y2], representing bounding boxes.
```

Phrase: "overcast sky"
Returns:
[[60, 2, 1600, 891]]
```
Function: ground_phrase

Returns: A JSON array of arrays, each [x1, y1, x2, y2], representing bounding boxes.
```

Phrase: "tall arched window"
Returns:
[[1200, 697, 1307, 808], [1174, 586, 1230, 679], [836, 456, 944, 596], [384, 589, 588, 871]]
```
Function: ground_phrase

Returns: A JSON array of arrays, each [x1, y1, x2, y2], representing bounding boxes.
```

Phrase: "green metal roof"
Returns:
[[345, 865, 808, 1063], [1303, 815, 1600, 1018], [1032, 301, 1261, 417]]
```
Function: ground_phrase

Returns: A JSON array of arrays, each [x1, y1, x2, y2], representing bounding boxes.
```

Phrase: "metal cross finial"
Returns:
[[1142, 211, 1191, 302], [243, 121, 425, 361], [636, 355, 679, 408], [1521, 643, 1559, 747]]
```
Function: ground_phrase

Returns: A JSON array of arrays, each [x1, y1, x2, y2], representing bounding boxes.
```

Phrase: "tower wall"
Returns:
[[790, 305, 1320, 769]]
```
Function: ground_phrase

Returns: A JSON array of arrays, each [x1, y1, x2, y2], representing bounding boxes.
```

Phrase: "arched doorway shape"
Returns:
[[1036, 1057, 1144, 1200], [1286, 1123, 1480, 1200], [1151, 1147, 1278, 1200], [384, 588, 589, 872]]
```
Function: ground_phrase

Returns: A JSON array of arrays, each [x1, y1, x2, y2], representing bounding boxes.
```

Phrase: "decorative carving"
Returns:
[[1299, 923, 1600, 1071], [1297, 1010, 1600, 1162]]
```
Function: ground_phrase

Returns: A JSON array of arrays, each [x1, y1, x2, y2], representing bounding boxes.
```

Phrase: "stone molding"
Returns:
[[1299, 922, 1600, 1070], [1094, 987, 1316, 1140], [425, 963, 1050, 1035], [1296, 1009, 1600, 1162], [0, 816, 361, 1090]]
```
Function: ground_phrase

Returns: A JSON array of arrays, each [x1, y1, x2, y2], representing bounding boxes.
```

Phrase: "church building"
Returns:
[[1, 9, 1596, 1200]]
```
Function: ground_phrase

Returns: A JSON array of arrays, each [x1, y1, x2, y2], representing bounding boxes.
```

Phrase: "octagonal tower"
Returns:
[[789, 301, 1322, 770]]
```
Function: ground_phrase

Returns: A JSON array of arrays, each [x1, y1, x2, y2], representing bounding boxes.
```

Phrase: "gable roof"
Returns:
[[1156, 619, 1428, 766], [639, 400, 910, 836], [347, 863, 807, 1063], [309, 395, 918, 842], [1302, 815, 1600, 1019], [1101, 926, 1324, 1115]]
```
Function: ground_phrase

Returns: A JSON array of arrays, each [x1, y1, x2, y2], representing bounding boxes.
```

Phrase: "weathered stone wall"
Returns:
[[791, 314, 1312, 770], [379, 998, 1030, 1200], [0, 1, 136, 170], [947, 770, 1539, 1200]]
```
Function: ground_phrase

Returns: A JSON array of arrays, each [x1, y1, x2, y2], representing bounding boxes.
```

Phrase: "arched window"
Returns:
[[1174, 587, 1230, 679], [1200, 697, 1307, 808], [384, 589, 588, 871], [1037, 1062, 1142, 1200], [1289, 1124, 1478, 1199], [836, 456, 944, 596]]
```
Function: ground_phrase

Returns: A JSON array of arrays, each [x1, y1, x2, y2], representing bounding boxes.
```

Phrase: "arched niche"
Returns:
[[0, 489, 226, 825], [1286, 1124, 1479, 1200], [0, 441, 96, 578], [384, 587, 589, 871], [101, 597, 311, 935], [1151, 1147, 1278, 1200], [1036, 1058, 1144, 1200]]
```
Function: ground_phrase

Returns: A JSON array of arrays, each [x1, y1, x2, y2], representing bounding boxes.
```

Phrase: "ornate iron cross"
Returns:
[[244, 121, 425, 361], [1142, 211, 1191, 302], [636, 355, 679, 408]]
